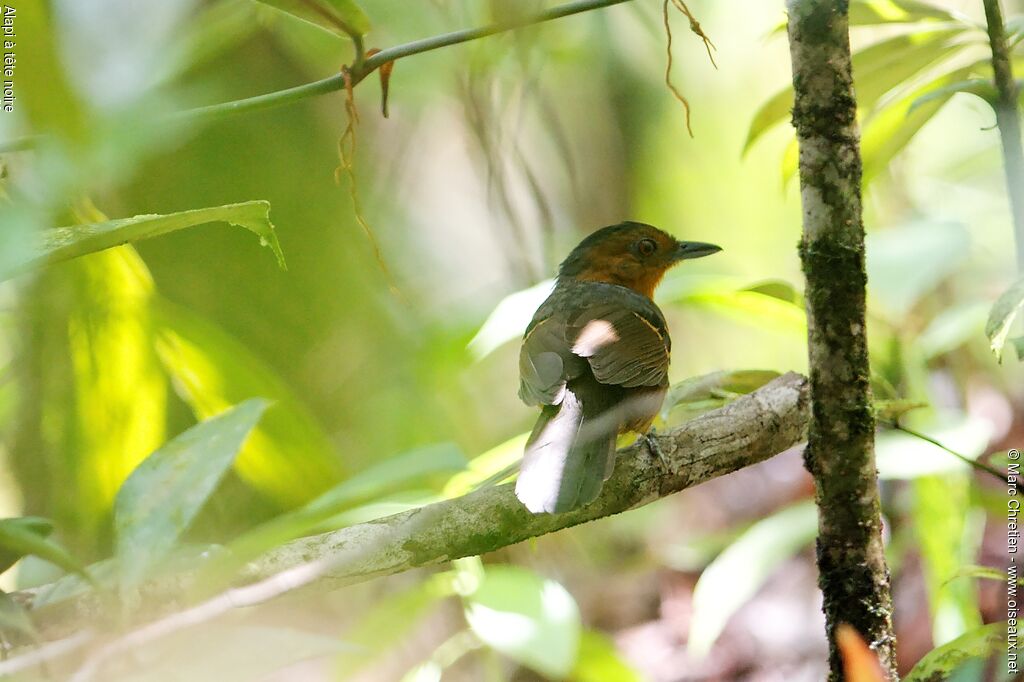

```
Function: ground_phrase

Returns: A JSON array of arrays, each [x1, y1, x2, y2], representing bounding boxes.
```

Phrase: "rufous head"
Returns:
[[557, 221, 721, 298]]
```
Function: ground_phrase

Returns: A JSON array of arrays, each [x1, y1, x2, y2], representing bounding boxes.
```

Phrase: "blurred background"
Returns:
[[0, 0, 1022, 680]]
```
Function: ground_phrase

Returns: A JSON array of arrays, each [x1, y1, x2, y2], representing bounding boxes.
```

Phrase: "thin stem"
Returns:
[[886, 420, 1010, 484], [983, 0, 1024, 270], [0, 0, 634, 153]]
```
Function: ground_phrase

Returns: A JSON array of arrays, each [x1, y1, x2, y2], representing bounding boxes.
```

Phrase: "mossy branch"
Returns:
[[6, 373, 809, 668]]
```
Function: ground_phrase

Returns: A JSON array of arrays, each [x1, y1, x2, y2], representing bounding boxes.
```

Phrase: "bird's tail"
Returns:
[[515, 382, 618, 514]]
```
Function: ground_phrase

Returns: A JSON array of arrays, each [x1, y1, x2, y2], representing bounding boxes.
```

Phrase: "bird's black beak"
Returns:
[[674, 240, 722, 261]]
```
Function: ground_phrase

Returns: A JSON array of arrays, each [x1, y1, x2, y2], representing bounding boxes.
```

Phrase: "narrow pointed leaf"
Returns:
[[255, 0, 370, 38], [904, 622, 1007, 681], [5, 201, 285, 280], [114, 398, 269, 588], [986, 277, 1024, 362], [0, 518, 93, 585]]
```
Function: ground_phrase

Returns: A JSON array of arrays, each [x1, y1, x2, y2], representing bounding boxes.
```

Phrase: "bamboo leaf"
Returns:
[[4, 201, 285, 280], [114, 399, 268, 588], [254, 0, 371, 38], [745, 28, 967, 154], [904, 622, 1007, 681], [985, 277, 1024, 362]]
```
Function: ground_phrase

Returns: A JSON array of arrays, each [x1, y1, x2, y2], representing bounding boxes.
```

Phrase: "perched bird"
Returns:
[[515, 222, 721, 514]]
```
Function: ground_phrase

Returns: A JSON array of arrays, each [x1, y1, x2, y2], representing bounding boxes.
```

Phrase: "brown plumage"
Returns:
[[515, 222, 721, 513]]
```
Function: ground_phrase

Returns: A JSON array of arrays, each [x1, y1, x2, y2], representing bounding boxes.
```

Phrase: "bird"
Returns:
[[515, 221, 721, 514]]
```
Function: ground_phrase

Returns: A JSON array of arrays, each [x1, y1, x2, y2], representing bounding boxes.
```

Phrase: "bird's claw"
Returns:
[[640, 429, 671, 471]]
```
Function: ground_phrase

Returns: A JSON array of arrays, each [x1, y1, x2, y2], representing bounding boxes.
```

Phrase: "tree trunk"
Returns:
[[785, 2, 897, 679]]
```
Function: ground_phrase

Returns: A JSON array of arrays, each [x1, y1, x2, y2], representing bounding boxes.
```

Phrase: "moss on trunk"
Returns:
[[786, 1, 898, 679]]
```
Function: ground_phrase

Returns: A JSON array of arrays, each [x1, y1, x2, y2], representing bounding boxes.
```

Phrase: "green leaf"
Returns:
[[0, 518, 93, 585], [571, 630, 645, 682], [468, 279, 553, 360], [861, 65, 975, 183], [443, 433, 529, 497], [154, 301, 344, 507], [254, 0, 371, 38], [198, 443, 466, 590], [985, 277, 1024, 362], [114, 398, 269, 588], [941, 564, 1008, 587], [913, 475, 982, 645], [917, 301, 990, 359], [0, 517, 53, 574], [4, 201, 286, 281], [464, 566, 581, 679], [661, 370, 781, 420], [904, 622, 1007, 681], [849, 0, 961, 25], [873, 399, 927, 423], [909, 78, 997, 111], [876, 411, 992, 479], [688, 501, 818, 657], [67, 244, 169, 550], [745, 28, 967, 153], [865, 220, 970, 319]]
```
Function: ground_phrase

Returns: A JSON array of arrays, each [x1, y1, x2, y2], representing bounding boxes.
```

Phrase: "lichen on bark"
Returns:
[[786, 1, 898, 679]]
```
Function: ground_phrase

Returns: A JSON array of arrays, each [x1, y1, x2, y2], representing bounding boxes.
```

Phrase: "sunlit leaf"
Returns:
[[255, 0, 371, 38], [876, 412, 992, 479], [67, 244, 168, 547], [571, 630, 645, 682], [684, 290, 806, 336], [154, 301, 344, 507], [464, 566, 581, 679], [849, 0, 961, 25], [114, 399, 268, 588], [861, 65, 975, 183], [468, 279, 553, 360], [904, 622, 1007, 681], [661, 369, 780, 420], [865, 220, 970, 319], [985, 277, 1024, 362], [745, 28, 968, 153], [0, 517, 93, 585], [443, 433, 529, 497], [688, 501, 818, 657], [913, 474, 982, 645], [909, 78, 997, 111], [3, 201, 285, 281]]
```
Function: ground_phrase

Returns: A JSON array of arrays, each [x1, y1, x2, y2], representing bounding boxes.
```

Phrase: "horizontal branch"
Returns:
[[14, 372, 808, 651], [0, 0, 635, 153]]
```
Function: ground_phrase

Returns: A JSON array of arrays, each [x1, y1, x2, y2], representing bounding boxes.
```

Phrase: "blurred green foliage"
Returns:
[[0, 0, 1021, 680]]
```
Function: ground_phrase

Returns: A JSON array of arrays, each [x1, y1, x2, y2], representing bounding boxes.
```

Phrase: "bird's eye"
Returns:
[[636, 238, 657, 256]]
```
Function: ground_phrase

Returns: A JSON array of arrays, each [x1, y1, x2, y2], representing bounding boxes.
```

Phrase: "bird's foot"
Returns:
[[639, 428, 671, 471]]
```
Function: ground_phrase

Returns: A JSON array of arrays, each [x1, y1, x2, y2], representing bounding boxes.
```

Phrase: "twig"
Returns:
[[11, 373, 809, 647], [884, 420, 1010, 484], [0, 0, 637, 153]]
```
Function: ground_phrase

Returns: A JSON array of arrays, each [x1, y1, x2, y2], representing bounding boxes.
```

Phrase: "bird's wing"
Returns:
[[567, 303, 670, 388], [518, 315, 587, 406]]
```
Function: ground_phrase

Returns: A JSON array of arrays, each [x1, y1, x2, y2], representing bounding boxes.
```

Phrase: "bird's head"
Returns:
[[557, 221, 721, 298]]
